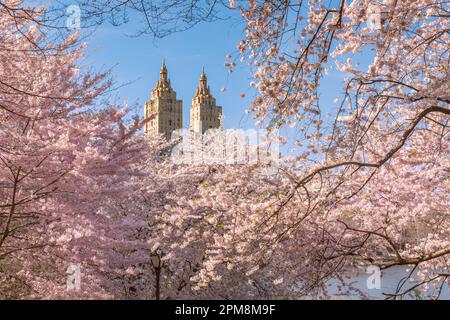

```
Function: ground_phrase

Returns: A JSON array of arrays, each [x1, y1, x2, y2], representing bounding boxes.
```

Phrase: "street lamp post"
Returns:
[[150, 252, 162, 300]]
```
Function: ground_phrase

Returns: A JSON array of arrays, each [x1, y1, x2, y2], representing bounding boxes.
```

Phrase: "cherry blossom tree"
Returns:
[[94, 139, 303, 299], [220, 0, 449, 298], [0, 1, 153, 298], [1, 0, 448, 300]]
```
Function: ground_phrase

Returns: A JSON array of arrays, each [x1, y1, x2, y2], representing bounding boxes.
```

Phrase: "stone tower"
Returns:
[[190, 69, 222, 133], [144, 62, 183, 139]]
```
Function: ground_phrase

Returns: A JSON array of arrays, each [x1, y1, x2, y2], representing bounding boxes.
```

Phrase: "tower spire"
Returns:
[[160, 60, 167, 77], [190, 67, 222, 133], [196, 68, 210, 97], [146, 61, 183, 139], [155, 60, 171, 92]]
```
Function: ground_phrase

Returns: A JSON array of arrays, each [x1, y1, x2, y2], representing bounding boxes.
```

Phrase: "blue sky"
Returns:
[[78, 7, 373, 153], [81, 12, 257, 131]]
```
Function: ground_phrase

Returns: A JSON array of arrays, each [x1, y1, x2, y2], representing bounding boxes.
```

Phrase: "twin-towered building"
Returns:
[[144, 62, 223, 139]]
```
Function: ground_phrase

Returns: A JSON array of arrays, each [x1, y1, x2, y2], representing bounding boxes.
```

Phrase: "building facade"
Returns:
[[144, 63, 222, 139], [144, 62, 183, 139], [190, 69, 222, 134]]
